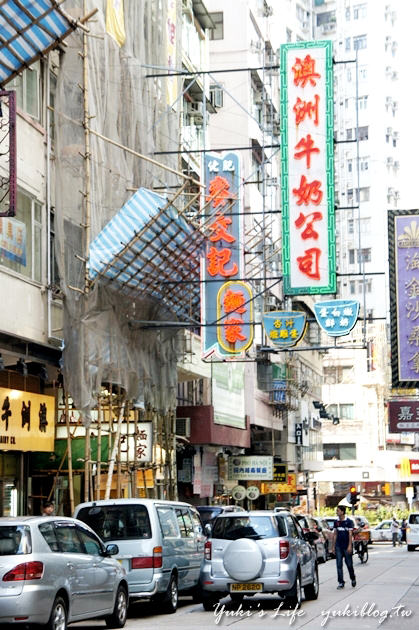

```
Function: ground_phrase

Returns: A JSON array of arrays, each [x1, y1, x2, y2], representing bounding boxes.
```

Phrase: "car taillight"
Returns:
[[204, 540, 212, 561], [153, 546, 162, 568], [279, 540, 289, 560], [3, 561, 44, 582], [132, 546, 163, 570]]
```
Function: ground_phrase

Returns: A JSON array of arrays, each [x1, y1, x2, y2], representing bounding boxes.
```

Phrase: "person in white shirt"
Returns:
[[390, 517, 400, 547]]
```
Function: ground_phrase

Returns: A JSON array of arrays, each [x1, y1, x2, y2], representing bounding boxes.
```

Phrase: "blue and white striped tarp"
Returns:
[[88, 187, 203, 318], [0, 1, 78, 85]]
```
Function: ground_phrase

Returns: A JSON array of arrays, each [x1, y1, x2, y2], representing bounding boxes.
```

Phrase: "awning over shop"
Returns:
[[0, 0, 79, 85], [88, 187, 204, 321]]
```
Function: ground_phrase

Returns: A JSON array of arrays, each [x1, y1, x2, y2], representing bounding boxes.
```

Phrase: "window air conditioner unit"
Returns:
[[176, 417, 191, 438]]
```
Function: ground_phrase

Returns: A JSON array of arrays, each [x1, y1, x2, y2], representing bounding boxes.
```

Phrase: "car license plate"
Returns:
[[230, 583, 262, 592]]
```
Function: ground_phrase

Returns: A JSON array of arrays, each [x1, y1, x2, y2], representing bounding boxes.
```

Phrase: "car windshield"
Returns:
[[0, 525, 32, 555], [408, 514, 419, 525], [212, 515, 283, 540], [77, 505, 152, 541]]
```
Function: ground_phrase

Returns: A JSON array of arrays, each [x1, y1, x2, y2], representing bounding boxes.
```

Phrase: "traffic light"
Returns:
[[349, 486, 359, 506]]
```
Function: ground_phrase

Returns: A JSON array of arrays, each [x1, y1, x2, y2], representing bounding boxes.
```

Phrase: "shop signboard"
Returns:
[[201, 152, 253, 358], [273, 463, 288, 482], [388, 400, 419, 432], [262, 311, 307, 347], [228, 455, 273, 480], [313, 299, 359, 336], [0, 387, 55, 452], [280, 41, 335, 295], [261, 474, 297, 494], [212, 362, 246, 428], [389, 210, 419, 386]]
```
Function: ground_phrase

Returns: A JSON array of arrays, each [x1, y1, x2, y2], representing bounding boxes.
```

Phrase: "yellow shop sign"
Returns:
[[0, 387, 55, 452]]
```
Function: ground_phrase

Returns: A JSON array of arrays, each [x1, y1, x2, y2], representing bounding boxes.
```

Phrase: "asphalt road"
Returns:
[[73, 544, 418, 630]]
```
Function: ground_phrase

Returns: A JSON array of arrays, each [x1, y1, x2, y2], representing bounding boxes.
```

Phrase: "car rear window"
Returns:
[[212, 515, 282, 540], [0, 526, 32, 555], [198, 508, 222, 526], [408, 514, 419, 525], [77, 505, 152, 541]]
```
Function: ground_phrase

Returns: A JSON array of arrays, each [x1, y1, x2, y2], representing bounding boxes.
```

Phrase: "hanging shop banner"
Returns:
[[216, 280, 254, 354], [0, 217, 26, 265], [280, 41, 335, 295], [0, 387, 55, 452], [263, 311, 307, 348], [388, 400, 419, 433], [201, 152, 251, 358], [388, 210, 419, 386], [314, 299, 359, 336], [228, 455, 273, 481]]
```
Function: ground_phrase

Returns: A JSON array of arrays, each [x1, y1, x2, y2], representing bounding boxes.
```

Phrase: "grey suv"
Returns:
[[199, 511, 318, 610]]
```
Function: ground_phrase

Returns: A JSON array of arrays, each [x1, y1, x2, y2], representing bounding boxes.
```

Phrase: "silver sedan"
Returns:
[[0, 516, 128, 629]]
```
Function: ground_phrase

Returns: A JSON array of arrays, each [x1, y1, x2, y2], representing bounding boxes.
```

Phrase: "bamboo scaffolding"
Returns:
[[105, 401, 126, 500], [96, 396, 102, 501], [65, 392, 75, 514]]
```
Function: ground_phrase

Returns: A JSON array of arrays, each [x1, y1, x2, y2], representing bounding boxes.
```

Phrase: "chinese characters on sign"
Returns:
[[0, 216, 26, 265], [201, 152, 253, 357], [389, 212, 419, 385], [314, 299, 360, 336], [280, 42, 335, 295], [388, 400, 419, 433], [0, 387, 55, 452], [228, 455, 273, 481], [262, 310, 307, 348]]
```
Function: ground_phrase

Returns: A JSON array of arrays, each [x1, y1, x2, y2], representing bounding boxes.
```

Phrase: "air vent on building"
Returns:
[[176, 417, 191, 438]]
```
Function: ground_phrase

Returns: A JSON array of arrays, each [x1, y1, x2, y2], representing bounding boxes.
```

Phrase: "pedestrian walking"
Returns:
[[400, 518, 407, 545], [41, 501, 55, 516], [390, 516, 400, 546], [331, 505, 356, 589]]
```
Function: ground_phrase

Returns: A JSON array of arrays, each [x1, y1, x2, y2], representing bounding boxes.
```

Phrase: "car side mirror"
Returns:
[[105, 543, 119, 556], [204, 523, 212, 537]]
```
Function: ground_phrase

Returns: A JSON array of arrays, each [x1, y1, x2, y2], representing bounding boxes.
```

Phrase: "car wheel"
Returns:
[[161, 574, 178, 614], [408, 545, 415, 552], [105, 585, 128, 628], [202, 592, 219, 611], [285, 572, 302, 609], [304, 565, 319, 601], [230, 593, 244, 604], [44, 596, 67, 630]]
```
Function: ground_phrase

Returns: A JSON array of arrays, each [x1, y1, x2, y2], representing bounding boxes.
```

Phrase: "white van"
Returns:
[[407, 512, 419, 551], [74, 499, 205, 612]]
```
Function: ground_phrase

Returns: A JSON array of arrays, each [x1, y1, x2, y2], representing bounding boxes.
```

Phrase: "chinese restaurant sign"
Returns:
[[388, 400, 419, 433], [201, 152, 253, 358], [0, 217, 26, 265], [389, 211, 419, 386], [280, 41, 335, 295], [262, 310, 307, 348], [261, 474, 297, 494], [0, 387, 55, 451], [314, 299, 359, 336]]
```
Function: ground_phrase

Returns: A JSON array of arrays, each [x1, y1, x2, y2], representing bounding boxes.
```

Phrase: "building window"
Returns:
[[353, 35, 367, 50], [324, 443, 357, 460], [347, 189, 354, 204], [350, 280, 356, 294], [345, 7, 350, 20], [209, 12, 223, 40], [359, 65, 367, 80], [359, 278, 372, 293], [0, 191, 42, 282], [353, 4, 367, 19], [345, 37, 351, 51], [348, 219, 354, 233], [210, 84, 224, 108], [348, 159, 352, 173], [358, 95, 368, 109], [346, 128, 353, 140], [340, 404, 355, 419], [358, 126, 369, 140], [360, 157, 369, 171], [349, 249, 355, 265], [8, 61, 41, 120]]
